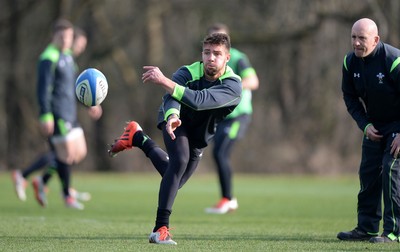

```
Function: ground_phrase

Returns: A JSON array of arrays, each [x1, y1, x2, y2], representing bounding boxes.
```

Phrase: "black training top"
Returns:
[[157, 61, 242, 147], [342, 41, 400, 132], [37, 44, 77, 125]]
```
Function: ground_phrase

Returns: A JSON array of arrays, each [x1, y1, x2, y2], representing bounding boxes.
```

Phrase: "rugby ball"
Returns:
[[75, 68, 108, 106]]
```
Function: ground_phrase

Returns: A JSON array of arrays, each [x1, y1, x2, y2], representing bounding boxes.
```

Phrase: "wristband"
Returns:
[[39, 113, 54, 123], [364, 123, 372, 136]]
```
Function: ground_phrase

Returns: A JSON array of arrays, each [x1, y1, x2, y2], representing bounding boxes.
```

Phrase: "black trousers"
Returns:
[[357, 133, 400, 236]]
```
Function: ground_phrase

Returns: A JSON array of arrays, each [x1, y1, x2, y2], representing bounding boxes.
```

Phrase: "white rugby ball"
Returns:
[[75, 68, 108, 106]]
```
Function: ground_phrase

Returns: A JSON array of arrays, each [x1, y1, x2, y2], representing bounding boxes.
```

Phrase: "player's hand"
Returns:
[[365, 124, 382, 142], [390, 133, 400, 158], [88, 105, 103, 120], [142, 66, 175, 94], [166, 114, 181, 140], [142, 66, 166, 85], [40, 120, 54, 137]]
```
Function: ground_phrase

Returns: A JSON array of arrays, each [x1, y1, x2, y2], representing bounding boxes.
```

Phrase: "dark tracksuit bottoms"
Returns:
[[133, 123, 203, 231], [358, 122, 400, 236]]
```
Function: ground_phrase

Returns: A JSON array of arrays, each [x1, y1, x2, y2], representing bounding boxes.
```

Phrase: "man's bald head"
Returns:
[[352, 18, 378, 36], [351, 18, 380, 58]]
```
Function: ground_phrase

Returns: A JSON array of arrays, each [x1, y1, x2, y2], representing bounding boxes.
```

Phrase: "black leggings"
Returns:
[[145, 125, 203, 210], [212, 114, 251, 199]]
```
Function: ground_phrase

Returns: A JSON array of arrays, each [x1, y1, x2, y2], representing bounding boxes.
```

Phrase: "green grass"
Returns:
[[0, 172, 399, 251]]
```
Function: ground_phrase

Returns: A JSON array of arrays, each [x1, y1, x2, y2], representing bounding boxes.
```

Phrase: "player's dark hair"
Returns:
[[74, 27, 87, 39], [53, 18, 73, 33], [207, 23, 230, 35], [203, 33, 231, 51]]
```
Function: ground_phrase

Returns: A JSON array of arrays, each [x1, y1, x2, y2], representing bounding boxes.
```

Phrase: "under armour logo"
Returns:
[[354, 73, 360, 78], [376, 72, 385, 84]]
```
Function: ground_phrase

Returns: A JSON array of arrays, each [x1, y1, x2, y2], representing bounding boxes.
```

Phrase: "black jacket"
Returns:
[[342, 42, 400, 132]]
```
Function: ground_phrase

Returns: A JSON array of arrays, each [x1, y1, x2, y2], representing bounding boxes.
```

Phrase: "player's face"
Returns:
[[202, 44, 230, 80], [54, 28, 74, 52], [351, 25, 379, 58], [73, 36, 87, 57]]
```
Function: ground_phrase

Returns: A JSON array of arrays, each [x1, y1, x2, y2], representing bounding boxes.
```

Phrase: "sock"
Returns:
[[133, 131, 168, 175], [55, 161, 70, 197], [42, 166, 57, 184], [153, 208, 172, 232], [133, 131, 156, 155]]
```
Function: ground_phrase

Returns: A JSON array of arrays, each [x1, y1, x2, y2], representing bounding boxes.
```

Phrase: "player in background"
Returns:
[[72, 27, 87, 58], [12, 20, 101, 209], [205, 23, 259, 214], [36, 27, 101, 201], [108, 33, 241, 245]]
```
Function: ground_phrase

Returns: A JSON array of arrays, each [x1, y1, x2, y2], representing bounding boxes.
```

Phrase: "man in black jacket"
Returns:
[[338, 18, 400, 243]]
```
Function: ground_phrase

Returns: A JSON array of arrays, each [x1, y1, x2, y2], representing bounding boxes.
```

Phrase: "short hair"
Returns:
[[207, 23, 230, 35], [53, 18, 73, 33], [203, 33, 231, 51], [74, 27, 87, 39]]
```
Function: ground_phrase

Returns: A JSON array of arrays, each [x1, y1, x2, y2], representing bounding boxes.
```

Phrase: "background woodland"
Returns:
[[2, 0, 400, 174]]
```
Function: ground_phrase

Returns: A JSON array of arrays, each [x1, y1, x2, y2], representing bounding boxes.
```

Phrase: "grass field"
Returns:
[[0, 172, 399, 251]]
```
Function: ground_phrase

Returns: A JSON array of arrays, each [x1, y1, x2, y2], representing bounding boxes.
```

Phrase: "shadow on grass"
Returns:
[[3, 233, 398, 251], [1, 234, 145, 241], [3, 233, 337, 243], [177, 234, 340, 243]]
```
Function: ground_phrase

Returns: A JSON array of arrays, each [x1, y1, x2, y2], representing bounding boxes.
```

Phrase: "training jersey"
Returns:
[[37, 44, 77, 125], [157, 61, 242, 147], [226, 48, 257, 119], [342, 42, 400, 132]]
